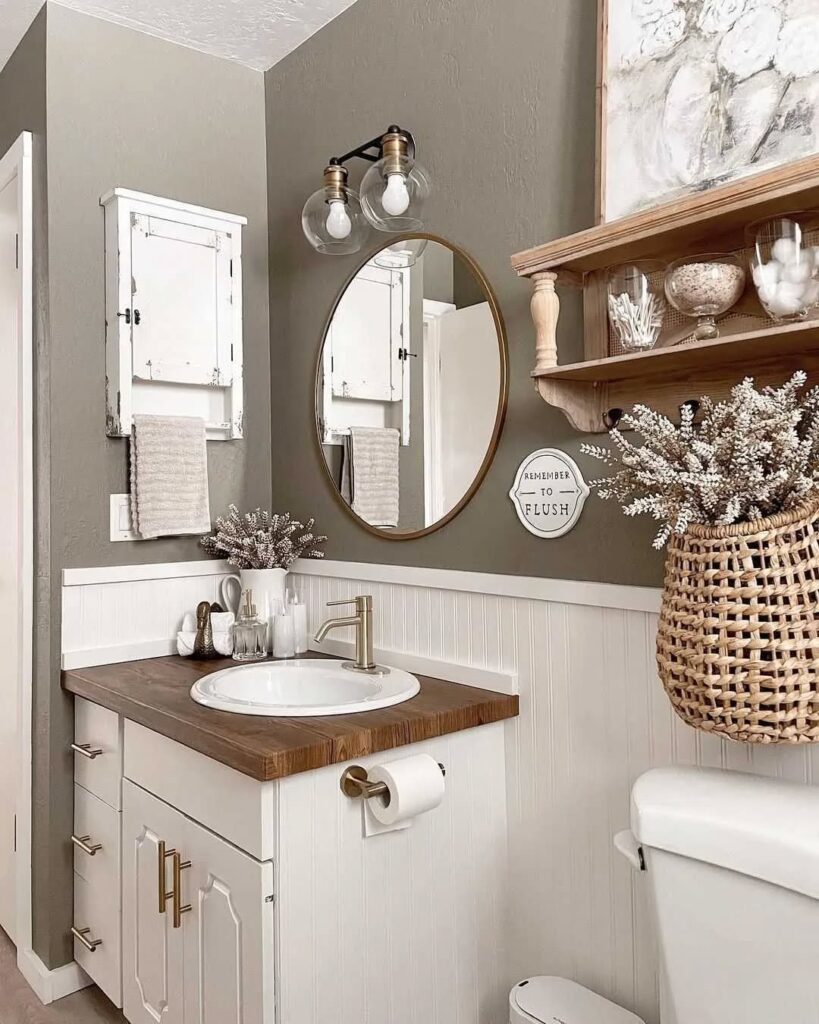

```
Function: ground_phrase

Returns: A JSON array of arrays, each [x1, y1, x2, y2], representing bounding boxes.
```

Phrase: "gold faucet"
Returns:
[[314, 595, 378, 672]]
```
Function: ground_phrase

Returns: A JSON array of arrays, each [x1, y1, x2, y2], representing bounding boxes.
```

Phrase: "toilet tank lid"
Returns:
[[632, 767, 819, 900], [512, 977, 645, 1024]]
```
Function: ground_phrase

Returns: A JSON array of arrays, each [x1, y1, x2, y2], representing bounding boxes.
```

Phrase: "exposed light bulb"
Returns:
[[382, 172, 410, 216], [325, 199, 352, 240]]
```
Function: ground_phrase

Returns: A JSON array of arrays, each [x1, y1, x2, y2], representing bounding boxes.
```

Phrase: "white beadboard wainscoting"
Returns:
[[61, 557, 819, 1024], [291, 559, 819, 1024], [276, 723, 509, 1024], [61, 560, 232, 668]]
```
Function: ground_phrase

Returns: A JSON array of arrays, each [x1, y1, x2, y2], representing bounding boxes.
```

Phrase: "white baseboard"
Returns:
[[16, 947, 92, 1004], [310, 637, 517, 693]]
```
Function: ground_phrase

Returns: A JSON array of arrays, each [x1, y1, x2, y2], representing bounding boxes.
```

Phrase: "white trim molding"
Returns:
[[0, 130, 34, 974], [293, 558, 662, 613], [63, 559, 230, 587], [310, 636, 517, 693], [16, 948, 92, 1005]]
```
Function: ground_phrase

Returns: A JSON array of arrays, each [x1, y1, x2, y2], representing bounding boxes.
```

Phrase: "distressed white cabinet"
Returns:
[[321, 263, 411, 445], [101, 188, 245, 440], [122, 780, 275, 1024]]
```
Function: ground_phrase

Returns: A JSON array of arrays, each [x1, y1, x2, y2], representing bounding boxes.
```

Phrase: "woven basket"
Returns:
[[656, 498, 819, 744]]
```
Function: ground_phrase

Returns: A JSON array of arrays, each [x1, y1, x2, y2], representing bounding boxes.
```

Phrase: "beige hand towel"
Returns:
[[340, 426, 400, 528], [130, 415, 211, 539]]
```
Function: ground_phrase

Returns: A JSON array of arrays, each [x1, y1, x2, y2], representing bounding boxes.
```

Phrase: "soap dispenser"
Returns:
[[232, 589, 268, 662]]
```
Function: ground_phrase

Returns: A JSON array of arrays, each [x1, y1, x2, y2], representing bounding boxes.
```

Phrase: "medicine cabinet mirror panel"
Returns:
[[316, 236, 508, 538]]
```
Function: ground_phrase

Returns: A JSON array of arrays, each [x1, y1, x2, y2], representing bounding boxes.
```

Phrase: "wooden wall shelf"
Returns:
[[512, 156, 819, 432]]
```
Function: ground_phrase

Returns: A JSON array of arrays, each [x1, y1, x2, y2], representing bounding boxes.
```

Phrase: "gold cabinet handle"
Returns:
[[71, 742, 103, 760], [158, 840, 176, 914], [172, 851, 191, 929], [71, 834, 102, 857], [72, 926, 102, 952]]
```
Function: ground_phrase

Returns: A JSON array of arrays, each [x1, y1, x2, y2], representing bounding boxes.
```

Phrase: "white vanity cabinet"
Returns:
[[122, 780, 275, 1024], [70, 696, 509, 1024]]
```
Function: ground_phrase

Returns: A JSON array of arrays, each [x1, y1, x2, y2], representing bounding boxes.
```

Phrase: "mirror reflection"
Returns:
[[317, 237, 507, 536]]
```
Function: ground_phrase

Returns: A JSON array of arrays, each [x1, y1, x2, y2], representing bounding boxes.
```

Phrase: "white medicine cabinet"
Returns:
[[321, 262, 411, 446], [102, 188, 245, 440]]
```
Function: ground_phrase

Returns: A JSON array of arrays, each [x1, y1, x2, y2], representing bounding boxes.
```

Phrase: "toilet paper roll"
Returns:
[[366, 754, 445, 827]]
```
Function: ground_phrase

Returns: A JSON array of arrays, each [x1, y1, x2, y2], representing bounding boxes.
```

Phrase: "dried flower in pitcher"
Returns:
[[201, 505, 327, 569]]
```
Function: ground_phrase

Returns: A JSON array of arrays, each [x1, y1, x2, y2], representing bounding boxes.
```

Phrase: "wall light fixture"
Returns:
[[301, 125, 431, 256]]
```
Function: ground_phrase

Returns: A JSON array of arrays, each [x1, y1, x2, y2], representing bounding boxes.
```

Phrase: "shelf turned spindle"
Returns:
[[531, 271, 559, 374]]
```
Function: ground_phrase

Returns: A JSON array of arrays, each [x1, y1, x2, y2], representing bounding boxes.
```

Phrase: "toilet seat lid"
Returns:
[[512, 977, 645, 1024]]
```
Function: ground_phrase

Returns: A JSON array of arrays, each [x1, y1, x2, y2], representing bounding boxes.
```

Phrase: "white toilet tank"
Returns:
[[630, 767, 819, 1024]]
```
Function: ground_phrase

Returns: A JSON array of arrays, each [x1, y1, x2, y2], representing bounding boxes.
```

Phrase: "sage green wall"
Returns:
[[34, 4, 271, 967], [47, 3, 272, 572], [265, 0, 663, 586]]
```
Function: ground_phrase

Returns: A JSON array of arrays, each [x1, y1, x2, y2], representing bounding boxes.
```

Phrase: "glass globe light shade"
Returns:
[[371, 237, 429, 270], [360, 154, 432, 233], [302, 167, 369, 255]]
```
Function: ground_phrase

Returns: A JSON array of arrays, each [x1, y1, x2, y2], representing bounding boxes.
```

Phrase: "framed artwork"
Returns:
[[598, 0, 819, 223]]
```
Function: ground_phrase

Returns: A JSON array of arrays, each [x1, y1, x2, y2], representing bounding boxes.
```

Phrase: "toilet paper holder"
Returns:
[[340, 762, 446, 800]]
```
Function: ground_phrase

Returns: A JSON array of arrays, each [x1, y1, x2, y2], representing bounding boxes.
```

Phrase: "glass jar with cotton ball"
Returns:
[[301, 163, 370, 255], [747, 214, 819, 323]]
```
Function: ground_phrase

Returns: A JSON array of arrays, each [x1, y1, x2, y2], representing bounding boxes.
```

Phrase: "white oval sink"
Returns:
[[190, 659, 420, 717]]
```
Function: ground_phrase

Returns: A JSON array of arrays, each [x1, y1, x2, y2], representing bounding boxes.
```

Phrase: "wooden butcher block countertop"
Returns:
[[62, 654, 519, 782]]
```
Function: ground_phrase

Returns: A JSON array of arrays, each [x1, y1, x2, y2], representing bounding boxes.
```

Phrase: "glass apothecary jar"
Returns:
[[747, 215, 819, 322], [664, 253, 745, 341], [606, 262, 666, 352]]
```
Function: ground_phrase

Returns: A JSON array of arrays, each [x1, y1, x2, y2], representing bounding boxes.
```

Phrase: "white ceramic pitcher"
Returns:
[[221, 568, 288, 652]]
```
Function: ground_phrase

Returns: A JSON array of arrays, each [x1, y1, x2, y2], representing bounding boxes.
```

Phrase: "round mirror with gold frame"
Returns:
[[315, 234, 508, 539]]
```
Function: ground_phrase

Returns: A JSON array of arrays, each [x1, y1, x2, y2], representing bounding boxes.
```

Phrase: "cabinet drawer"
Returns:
[[124, 720, 276, 860], [74, 698, 122, 810], [73, 784, 120, 901], [73, 870, 122, 1007]]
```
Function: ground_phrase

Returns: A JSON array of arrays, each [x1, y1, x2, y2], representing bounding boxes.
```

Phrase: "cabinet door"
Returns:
[[122, 781, 185, 1024], [182, 815, 275, 1024], [130, 213, 235, 387]]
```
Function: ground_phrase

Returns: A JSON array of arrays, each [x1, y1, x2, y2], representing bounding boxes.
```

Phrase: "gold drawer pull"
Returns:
[[71, 742, 103, 760], [71, 834, 102, 857], [72, 926, 102, 952], [172, 851, 191, 929], [158, 840, 176, 914]]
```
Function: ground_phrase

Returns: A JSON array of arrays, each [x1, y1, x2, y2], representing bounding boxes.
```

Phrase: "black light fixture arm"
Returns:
[[330, 125, 417, 167]]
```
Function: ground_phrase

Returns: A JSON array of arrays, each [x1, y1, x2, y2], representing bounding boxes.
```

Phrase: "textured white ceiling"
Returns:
[[1, 0, 359, 73], [0, 0, 45, 72]]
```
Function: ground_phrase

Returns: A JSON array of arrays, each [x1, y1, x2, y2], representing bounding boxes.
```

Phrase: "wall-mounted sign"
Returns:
[[509, 448, 589, 538]]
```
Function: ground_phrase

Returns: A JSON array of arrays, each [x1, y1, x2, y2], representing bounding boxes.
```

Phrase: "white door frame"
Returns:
[[0, 131, 32, 957], [4, 132, 91, 1006], [422, 299, 454, 526]]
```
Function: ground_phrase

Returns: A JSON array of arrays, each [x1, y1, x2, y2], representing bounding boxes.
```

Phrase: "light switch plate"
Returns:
[[110, 493, 140, 542]]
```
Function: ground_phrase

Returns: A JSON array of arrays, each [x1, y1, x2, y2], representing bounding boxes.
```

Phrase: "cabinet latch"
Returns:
[[117, 308, 141, 326]]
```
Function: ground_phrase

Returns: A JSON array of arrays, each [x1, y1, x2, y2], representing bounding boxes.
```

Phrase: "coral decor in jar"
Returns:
[[664, 253, 745, 341], [747, 215, 819, 322]]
